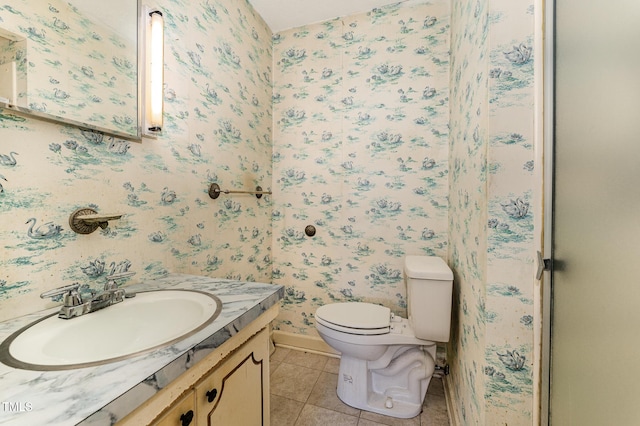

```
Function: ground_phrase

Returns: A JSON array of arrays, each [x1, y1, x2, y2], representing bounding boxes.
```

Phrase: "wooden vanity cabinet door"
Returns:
[[195, 328, 270, 426], [151, 390, 196, 426]]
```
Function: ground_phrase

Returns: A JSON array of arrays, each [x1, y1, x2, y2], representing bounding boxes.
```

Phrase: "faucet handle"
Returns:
[[103, 272, 136, 303], [104, 271, 135, 289], [40, 283, 83, 306]]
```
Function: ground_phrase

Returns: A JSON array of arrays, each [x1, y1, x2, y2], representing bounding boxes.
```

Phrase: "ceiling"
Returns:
[[248, 0, 411, 33]]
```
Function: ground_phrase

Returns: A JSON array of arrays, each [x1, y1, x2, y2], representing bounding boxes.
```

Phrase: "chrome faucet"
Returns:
[[41, 274, 134, 319]]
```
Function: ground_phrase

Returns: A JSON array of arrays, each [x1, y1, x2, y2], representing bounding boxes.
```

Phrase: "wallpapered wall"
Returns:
[[0, 0, 540, 424], [0, 36, 27, 107], [448, 0, 490, 421], [449, 0, 536, 424], [0, 0, 138, 136], [271, 0, 451, 334], [272, 1, 538, 425], [0, 0, 273, 322]]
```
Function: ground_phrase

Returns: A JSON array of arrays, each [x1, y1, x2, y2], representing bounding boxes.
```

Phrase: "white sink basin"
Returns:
[[0, 290, 221, 370]]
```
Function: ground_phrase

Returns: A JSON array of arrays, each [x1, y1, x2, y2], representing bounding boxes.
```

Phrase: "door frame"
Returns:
[[540, 0, 555, 423]]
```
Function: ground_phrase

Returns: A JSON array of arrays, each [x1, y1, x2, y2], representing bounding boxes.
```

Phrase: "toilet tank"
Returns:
[[404, 255, 453, 342]]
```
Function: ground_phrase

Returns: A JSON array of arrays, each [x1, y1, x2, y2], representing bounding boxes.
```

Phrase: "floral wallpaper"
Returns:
[[448, 0, 490, 421], [0, 0, 273, 322], [272, 0, 538, 425], [0, 36, 27, 104], [0, 0, 542, 424], [271, 1, 451, 334], [448, 0, 537, 424], [485, 0, 536, 422], [0, 0, 138, 136]]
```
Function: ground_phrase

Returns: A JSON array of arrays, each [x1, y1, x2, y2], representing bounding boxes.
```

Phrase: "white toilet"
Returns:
[[315, 255, 453, 419]]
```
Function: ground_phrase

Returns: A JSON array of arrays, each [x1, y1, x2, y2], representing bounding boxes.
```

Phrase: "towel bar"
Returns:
[[208, 183, 271, 199]]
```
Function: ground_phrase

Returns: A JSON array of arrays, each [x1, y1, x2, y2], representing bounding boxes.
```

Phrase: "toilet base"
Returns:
[[337, 388, 426, 419], [336, 346, 436, 419]]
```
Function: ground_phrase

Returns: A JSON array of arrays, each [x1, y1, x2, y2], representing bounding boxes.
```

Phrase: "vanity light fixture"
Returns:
[[145, 9, 164, 134]]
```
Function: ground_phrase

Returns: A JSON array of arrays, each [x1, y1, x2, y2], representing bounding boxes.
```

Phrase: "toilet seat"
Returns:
[[315, 302, 391, 335]]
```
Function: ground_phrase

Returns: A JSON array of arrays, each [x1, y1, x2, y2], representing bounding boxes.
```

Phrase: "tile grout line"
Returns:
[[272, 349, 449, 425], [294, 357, 361, 425]]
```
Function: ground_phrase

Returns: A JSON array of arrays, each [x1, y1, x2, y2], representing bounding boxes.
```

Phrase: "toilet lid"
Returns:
[[316, 302, 390, 334]]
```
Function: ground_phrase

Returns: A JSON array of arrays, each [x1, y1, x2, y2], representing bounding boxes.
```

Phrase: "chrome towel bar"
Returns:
[[208, 183, 271, 199]]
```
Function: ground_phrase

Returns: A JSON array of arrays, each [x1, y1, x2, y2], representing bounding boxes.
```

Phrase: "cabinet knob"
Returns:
[[206, 388, 218, 403], [180, 410, 194, 426]]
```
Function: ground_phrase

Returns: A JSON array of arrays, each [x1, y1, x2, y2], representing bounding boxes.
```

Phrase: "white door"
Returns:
[[551, 0, 640, 424]]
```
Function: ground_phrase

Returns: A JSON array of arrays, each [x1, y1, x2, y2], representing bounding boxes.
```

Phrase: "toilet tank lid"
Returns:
[[404, 256, 453, 280]]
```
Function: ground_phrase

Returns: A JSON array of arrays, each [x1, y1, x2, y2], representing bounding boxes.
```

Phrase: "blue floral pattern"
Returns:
[[0, 0, 137, 136], [0, 0, 539, 424], [272, 2, 451, 337], [448, 0, 536, 424], [0, 0, 273, 319]]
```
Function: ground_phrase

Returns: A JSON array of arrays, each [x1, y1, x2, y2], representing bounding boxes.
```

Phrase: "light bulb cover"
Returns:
[[146, 9, 164, 133]]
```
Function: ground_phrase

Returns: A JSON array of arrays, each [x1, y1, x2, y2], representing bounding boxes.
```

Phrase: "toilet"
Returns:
[[315, 255, 453, 419]]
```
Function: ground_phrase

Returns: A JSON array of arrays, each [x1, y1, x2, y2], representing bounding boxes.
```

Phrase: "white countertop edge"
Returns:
[[0, 274, 283, 426]]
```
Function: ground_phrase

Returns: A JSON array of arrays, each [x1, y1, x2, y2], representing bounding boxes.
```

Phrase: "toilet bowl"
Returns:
[[315, 255, 453, 419]]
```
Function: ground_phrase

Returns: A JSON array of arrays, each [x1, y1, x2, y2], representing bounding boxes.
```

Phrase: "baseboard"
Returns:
[[443, 373, 460, 426], [271, 330, 340, 357]]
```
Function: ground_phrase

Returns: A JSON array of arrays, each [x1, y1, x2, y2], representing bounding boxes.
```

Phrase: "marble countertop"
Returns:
[[0, 274, 283, 426]]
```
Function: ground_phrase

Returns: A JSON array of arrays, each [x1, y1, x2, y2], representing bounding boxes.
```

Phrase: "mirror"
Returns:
[[0, 0, 140, 139]]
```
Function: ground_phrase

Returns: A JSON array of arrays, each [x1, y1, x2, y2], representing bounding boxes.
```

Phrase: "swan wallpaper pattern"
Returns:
[[0, 0, 273, 317], [271, 0, 537, 424], [0, 0, 540, 425], [272, 1, 451, 335], [447, 0, 536, 423], [0, 0, 137, 136]]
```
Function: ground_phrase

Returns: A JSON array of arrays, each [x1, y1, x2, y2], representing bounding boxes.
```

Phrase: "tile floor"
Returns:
[[270, 347, 450, 426]]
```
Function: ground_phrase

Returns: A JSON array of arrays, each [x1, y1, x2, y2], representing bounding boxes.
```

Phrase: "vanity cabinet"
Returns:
[[152, 391, 195, 426], [120, 304, 277, 426], [195, 327, 269, 425], [147, 328, 269, 426]]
